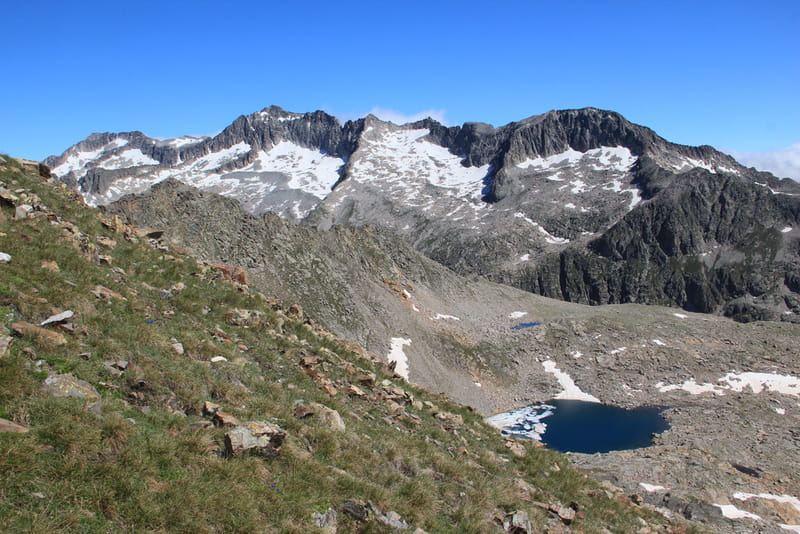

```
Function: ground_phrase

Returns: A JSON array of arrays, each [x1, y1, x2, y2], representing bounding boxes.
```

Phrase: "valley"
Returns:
[[28, 105, 800, 532]]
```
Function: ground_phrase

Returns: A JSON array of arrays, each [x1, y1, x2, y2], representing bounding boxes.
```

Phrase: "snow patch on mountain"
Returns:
[[350, 127, 490, 199], [242, 142, 343, 199], [516, 146, 636, 173], [100, 149, 159, 170], [53, 139, 129, 178]]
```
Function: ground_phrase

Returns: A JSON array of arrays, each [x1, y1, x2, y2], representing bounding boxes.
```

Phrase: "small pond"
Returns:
[[487, 399, 670, 454]]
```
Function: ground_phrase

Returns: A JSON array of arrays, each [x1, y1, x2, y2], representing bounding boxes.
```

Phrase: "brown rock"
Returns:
[[135, 227, 163, 239], [12, 322, 68, 346], [96, 236, 116, 249], [101, 215, 126, 233], [213, 411, 241, 427], [0, 418, 29, 433], [202, 401, 222, 415], [40, 261, 60, 272], [556, 506, 576, 524], [356, 373, 376, 386], [321, 385, 338, 396], [299, 355, 322, 368], [91, 285, 126, 301], [347, 385, 366, 397], [294, 404, 315, 418]]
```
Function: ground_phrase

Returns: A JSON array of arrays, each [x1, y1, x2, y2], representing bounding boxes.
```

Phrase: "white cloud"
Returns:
[[726, 142, 800, 181], [366, 107, 449, 126]]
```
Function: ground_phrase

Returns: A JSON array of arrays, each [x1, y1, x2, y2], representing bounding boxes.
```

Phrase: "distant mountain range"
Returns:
[[45, 106, 800, 321]]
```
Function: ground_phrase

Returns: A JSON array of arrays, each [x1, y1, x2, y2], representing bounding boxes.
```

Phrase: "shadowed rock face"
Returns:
[[50, 106, 800, 321]]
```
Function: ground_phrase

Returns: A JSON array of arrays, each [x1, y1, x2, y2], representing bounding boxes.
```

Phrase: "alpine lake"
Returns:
[[488, 400, 670, 454]]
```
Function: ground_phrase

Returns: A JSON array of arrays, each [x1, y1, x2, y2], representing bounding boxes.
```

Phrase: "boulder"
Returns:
[[14, 204, 33, 219], [313, 507, 338, 533], [0, 335, 12, 357], [213, 411, 240, 427], [40, 310, 74, 326], [0, 252, 11, 263], [43, 373, 100, 400], [502, 510, 532, 533], [312, 403, 346, 432], [224, 421, 285, 458], [342, 499, 370, 522]]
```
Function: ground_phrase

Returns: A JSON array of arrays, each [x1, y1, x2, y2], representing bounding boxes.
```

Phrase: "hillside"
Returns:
[[101, 173, 800, 534], [0, 156, 700, 532]]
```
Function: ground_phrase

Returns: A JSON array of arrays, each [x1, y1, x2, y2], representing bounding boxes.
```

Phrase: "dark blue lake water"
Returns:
[[487, 399, 669, 454]]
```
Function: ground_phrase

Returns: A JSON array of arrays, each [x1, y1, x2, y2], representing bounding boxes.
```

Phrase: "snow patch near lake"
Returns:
[[542, 360, 600, 403], [432, 314, 460, 321], [387, 338, 412, 380], [486, 404, 555, 441], [508, 311, 527, 319]]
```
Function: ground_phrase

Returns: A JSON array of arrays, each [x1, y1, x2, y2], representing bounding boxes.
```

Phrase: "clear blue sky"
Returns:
[[2, 0, 798, 161]]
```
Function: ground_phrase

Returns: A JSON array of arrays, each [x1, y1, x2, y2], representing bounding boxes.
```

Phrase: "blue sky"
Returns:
[[2, 0, 799, 166]]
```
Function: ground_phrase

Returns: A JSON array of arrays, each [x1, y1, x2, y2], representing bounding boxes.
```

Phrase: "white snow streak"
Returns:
[[387, 338, 412, 380], [541, 360, 600, 402], [100, 149, 159, 169], [639, 483, 668, 492], [713, 504, 761, 520], [508, 311, 528, 319]]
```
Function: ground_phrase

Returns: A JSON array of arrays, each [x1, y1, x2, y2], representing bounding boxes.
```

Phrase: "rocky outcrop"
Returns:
[[515, 169, 800, 321]]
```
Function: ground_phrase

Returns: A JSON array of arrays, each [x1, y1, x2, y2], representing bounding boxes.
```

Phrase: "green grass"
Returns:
[[0, 156, 697, 533]]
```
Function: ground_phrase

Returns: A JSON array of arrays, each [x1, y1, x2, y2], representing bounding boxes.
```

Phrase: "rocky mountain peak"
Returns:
[[45, 105, 800, 320]]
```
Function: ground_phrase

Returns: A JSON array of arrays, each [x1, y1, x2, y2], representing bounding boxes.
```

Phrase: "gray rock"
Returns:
[[342, 499, 369, 522], [40, 310, 74, 326], [224, 421, 285, 458], [14, 204, 33, 219], [311, 403, 346, 432], [0, 335, 12, 357], [313, 507, 337, 533], [503, 510, 532, 533], [43, 373, 100, 400]]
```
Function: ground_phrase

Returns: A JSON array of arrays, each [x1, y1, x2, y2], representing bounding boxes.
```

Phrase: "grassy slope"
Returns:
[[0, 157, 695, 533]]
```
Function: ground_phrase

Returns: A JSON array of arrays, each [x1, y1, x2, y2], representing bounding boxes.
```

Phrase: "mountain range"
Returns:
[[45, 106, 800, 322]]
